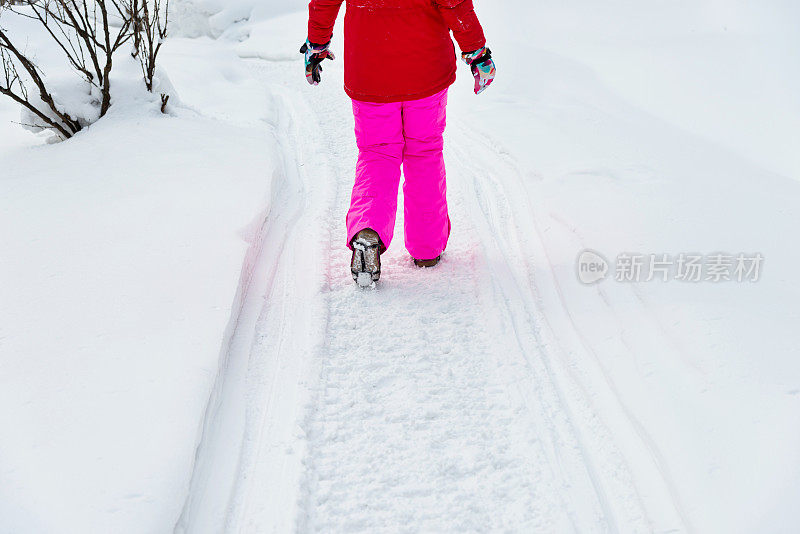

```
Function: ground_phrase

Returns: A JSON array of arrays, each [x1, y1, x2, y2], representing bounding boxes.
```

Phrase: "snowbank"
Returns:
[[0, 36, 281, 534], [170, 0, 307, 39]]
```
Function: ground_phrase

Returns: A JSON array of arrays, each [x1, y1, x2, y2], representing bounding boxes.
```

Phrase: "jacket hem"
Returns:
[[345, 74, 456, 103]]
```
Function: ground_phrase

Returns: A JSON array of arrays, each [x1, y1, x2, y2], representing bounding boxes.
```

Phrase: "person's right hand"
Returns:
[[461, 46, 496, 95], [300, 39, 335, 85]]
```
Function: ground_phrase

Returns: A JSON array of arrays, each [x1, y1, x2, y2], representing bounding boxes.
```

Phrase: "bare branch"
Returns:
[[0, 26, 81, 136], [1, 0, 170, 136]]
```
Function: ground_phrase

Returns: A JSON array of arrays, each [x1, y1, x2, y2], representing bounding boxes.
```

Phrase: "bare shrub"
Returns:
[[131, 0, 169, 112], [0, 0, 170, 139]]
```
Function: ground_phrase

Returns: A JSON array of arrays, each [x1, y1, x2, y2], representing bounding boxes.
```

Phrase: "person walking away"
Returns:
[[302, 0, 496, 287]]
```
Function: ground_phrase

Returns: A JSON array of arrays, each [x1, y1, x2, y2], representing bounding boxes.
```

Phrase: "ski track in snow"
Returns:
[[177, 57, 689, 533]]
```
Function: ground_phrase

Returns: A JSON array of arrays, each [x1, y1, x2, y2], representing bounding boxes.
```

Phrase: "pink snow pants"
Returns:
[[346, 88, 451, 261]]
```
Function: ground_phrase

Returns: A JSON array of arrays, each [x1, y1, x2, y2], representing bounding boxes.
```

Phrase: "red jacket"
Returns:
[[308, 0, 486, 103]]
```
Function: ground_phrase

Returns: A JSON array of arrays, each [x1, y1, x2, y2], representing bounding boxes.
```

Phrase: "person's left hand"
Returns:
[[461, 46, 496, 95], [300, 39, 335, 85]]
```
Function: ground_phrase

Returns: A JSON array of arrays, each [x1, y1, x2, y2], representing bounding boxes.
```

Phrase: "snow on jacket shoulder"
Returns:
[[307, 0, 486, 103]]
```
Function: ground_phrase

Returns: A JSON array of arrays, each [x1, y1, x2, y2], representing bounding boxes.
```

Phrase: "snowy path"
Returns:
[[3, 4, 798, 532], [176, 57, 689, 533]]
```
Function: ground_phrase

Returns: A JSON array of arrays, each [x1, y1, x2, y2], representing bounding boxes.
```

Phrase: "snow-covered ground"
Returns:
[[0, 16, 287, 532], [2, 1, 799, 533]]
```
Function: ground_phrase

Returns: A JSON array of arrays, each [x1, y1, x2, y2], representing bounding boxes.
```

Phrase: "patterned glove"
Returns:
[[461, 46, 496, 95], [300, 39, 335, 85]]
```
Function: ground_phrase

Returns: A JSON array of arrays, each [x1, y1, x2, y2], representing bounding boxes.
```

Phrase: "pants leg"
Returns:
[[346, 98, 404, 251], [401, 88, 451, 260]]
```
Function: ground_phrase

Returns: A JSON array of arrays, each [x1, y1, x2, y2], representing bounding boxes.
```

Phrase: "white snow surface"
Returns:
[[2, 1, 800, 533], [0, 35, 280, 533]]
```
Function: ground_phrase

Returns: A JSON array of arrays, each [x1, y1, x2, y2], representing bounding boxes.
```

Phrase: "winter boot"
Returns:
[[413, 255, 441, 268], [351, 228, 382, 287]]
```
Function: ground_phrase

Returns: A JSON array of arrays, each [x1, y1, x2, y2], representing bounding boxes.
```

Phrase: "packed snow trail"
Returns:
[[176, 54, 688, 533]]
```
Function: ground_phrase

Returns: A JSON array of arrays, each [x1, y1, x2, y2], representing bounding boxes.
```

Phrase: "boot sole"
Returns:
[[351, 241, 381, 287], [413, 255, 441, 268]]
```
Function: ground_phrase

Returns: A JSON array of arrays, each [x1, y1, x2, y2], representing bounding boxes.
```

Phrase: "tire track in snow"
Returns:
[[448, 123, 690, 532], [174, 66, 337, 534], [545, 213, 698, 532], [447, 126, 626, 533]]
